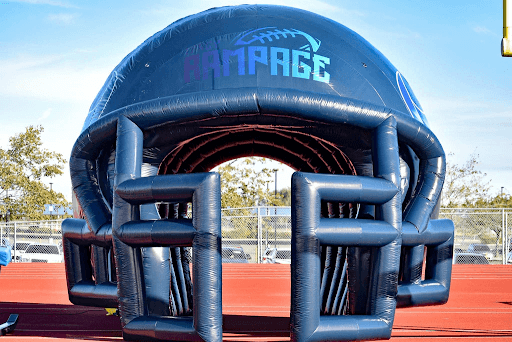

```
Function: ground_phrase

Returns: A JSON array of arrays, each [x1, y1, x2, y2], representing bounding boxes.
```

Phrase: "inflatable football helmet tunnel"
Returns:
[[62, 5, 454, 342]]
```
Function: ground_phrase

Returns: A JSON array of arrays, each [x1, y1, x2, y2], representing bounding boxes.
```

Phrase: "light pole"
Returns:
[[274, 170, 277, 199], [49, 183, 53, 219], [5, 189, 8, 223]]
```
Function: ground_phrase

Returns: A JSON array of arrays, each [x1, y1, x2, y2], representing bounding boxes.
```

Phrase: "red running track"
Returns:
[[0, 264, 511, 341]]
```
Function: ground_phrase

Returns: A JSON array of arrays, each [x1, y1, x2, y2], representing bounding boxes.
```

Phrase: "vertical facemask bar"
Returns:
[[191, 173, 223, 341], [290, 171, 322, 342], [112, 116, 145, 325], [367, 117, 402, 323], [291, 116, 402, 342]]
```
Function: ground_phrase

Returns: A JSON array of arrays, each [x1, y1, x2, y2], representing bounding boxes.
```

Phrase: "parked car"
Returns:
[[21, 243, 63, 263], [1, 238, 11, 249], [11, 242, 33, 261], [466, 244, 493, 260], [453, 252, 489, 264], [221, 246, 249, 263], [263, 247, 291, 264]]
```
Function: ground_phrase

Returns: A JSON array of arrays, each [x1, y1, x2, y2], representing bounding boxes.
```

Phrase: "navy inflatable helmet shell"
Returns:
[[63, 5, 454, 342], [83, 5, 426, 130]]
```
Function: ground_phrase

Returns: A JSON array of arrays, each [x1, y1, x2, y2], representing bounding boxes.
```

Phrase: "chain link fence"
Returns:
[[1, 207, 511, 265], [221, 207, 291, 263], [439, 208, 512, 265], [0, 220, 63, 262]]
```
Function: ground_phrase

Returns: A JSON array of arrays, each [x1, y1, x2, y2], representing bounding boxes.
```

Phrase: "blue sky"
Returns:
[[0, 0, 510, 201]]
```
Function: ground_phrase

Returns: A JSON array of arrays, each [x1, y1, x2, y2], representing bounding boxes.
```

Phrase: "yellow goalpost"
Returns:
[[503, 0, 512, 56]]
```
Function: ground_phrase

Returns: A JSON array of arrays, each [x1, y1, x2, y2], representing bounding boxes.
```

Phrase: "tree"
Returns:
[[216, 158, 291, 240], [441, 153, 491, 207], [277, 187, 291, 206], [216, 157, 290, 208], [473, 193, 512, 208], [0, 126, 70, 220]]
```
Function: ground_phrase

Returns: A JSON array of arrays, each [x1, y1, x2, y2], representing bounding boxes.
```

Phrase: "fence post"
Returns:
[[506, 210, 509, 264], [257, 206, 262, 263], [502, 208, 507, 265], [13, 222, 16, 263]]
